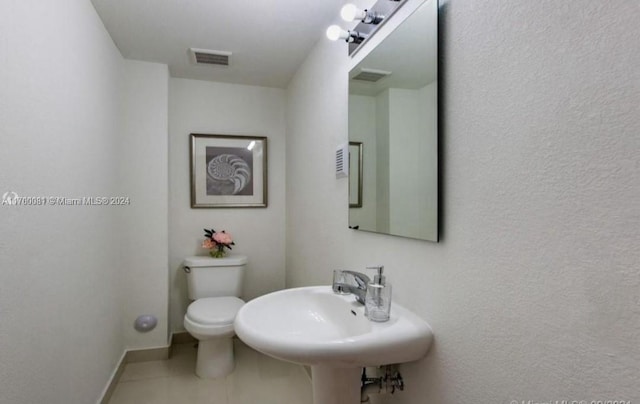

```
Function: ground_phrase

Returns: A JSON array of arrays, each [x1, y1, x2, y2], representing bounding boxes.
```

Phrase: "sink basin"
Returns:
[[234, 286, 433, 367]]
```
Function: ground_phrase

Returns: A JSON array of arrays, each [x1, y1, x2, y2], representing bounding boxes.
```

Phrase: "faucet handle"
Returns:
[[332, 270, 349, 294]]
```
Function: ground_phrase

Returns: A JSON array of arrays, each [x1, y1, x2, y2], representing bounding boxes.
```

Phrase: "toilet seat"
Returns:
[[186, 296, 244, 325], [184, 297, 245, 338]]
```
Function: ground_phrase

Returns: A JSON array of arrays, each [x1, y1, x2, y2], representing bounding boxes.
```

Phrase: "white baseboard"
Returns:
[[97, 351, 127, 404], [125, 345, 170, 363], [97, 331, 272, 403], [98, 338, 178, 404]]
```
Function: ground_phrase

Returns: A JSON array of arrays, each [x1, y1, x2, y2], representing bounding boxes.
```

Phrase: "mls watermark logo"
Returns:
[[2, 191, 19, 206], [1, 192, 130, 207]]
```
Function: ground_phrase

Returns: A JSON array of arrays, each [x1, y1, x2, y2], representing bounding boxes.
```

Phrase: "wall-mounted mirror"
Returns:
[[348, 0, 438, 242]]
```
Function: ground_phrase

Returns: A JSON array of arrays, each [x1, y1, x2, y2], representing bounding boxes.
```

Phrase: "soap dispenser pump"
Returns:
[[365, 265, 392, 322], [372, 265, 385, 286]]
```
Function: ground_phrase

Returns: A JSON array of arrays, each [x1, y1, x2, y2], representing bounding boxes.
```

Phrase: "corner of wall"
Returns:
[[119, 59, 170, 349]]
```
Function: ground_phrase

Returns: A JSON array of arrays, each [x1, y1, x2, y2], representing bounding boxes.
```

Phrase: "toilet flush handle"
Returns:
[[183, 266, 191, 273]]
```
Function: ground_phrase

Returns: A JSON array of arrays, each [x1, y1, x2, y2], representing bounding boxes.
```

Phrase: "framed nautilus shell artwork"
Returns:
[[190, 134, 267, 208]]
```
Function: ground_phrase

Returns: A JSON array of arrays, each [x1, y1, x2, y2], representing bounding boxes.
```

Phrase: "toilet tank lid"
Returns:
[[183, 255, 247, 268]]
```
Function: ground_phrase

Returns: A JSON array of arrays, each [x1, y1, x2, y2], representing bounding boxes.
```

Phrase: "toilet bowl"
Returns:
[[182, 255, 247, 379], [184, 296, 244, 378]]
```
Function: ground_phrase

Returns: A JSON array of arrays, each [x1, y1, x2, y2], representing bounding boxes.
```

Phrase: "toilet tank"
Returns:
[[183, 255, 247, 300]]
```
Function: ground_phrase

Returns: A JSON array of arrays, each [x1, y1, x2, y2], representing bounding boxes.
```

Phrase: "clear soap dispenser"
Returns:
[[365, 265, 391, 322]]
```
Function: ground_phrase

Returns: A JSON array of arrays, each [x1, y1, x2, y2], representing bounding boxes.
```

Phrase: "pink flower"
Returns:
[[202, 238, 216, 249], [213, 231, 233, 245]]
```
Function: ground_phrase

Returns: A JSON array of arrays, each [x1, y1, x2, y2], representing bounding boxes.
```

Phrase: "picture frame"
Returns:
[[190, 133, 268, 208], [349, 141, 363, 208]]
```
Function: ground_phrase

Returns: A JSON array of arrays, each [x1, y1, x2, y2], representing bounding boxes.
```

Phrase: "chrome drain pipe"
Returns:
[[360, 366, 404, 402]]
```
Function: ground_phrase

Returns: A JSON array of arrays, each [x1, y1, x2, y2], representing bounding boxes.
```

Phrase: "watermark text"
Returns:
[[2, 192, 130, 206]]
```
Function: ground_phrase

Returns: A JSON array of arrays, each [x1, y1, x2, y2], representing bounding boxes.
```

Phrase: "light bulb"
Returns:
[[340, 4, 383, 25], [326, 25, 347, 41], [340, 4, 359, 22]]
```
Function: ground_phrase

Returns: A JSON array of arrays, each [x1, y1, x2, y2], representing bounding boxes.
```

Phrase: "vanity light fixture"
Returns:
[[327, 0, 406, 55], [326, 25, 367, 44], [340, 4, 384, 24]]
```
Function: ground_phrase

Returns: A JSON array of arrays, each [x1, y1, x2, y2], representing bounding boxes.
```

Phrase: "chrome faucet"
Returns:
[[332, 270, 371, 304]]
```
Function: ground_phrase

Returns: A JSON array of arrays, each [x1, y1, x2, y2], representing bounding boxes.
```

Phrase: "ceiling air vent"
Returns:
[[189, 48, 232, 67], [352, 68, 392, 82]]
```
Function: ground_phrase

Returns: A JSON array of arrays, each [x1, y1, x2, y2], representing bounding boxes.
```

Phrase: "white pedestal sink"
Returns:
[[234, 286, 433, 404]]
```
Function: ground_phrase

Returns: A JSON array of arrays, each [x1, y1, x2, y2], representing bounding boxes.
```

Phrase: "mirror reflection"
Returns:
[[348, 0, 438, 242], [349, 142, 363, 208]]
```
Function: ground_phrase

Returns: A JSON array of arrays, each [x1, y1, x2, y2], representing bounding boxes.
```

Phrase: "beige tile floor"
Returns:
[[108, 340, 313, 404]]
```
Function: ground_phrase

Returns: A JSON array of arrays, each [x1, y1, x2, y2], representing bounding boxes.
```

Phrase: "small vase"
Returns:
[[210, 247, 226, 258]]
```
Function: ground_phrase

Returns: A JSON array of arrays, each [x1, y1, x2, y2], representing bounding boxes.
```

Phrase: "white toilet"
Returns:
[[183, 255, 247, 378]]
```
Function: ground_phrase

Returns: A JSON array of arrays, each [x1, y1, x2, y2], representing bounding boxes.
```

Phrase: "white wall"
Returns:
[[169, 78, 286, 332], [286, 1, 640, 404], [388, 84, 437, 240], [0, 0, 125, 402], [119, 60, 169, 349]]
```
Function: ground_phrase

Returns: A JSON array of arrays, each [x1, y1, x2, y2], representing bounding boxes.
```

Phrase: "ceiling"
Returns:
[[91, 0, 346, 88]]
